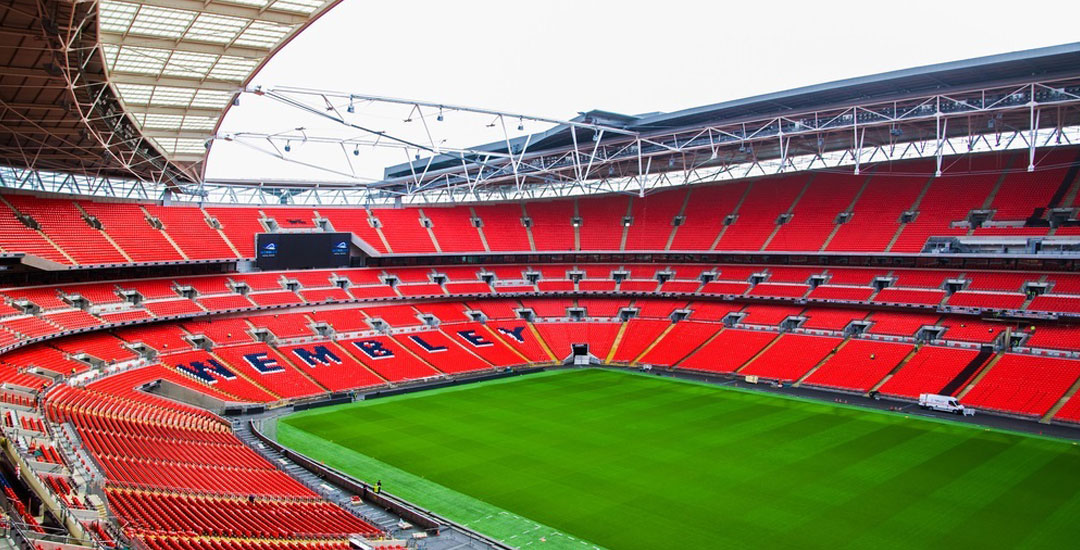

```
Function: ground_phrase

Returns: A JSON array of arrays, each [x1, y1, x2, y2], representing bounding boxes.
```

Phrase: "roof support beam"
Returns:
[[121, 104, 226, 117], [140, 128, 214, 139], [108, 72, 241, 91], [99, 33, 269, 60], [128, 0, 318, 26], [0, 125, 86, 136]]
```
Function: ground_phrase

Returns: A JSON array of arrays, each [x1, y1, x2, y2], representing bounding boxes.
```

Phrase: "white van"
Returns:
[[919, 393, 974, 415]]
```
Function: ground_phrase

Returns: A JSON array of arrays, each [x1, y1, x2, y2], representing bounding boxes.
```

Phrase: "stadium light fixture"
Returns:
[[284, 141, 291, 153], [353, 145, 360, 156], [517, 118, 524, 131], [437, 109, 444, 122]]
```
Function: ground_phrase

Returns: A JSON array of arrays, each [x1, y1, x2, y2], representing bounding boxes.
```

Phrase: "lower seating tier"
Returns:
[[6, 290, 1080, 550]]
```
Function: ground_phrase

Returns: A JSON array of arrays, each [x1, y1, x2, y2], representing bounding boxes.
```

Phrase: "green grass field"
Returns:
[[279, 369, 1080, 550]]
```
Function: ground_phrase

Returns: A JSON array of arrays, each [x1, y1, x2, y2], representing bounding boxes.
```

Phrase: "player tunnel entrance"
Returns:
[[568, 343, 591, 366]]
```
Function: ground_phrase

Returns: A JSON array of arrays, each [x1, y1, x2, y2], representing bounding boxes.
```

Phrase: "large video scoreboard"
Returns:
[[255, 232, 352, 270]]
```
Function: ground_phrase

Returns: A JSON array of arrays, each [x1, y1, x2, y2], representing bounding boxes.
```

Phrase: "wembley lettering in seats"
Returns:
[[291, 345, 343, 367], [457, 329, 492, 347], [410, 335, 447, 352], [353, 340, 394, 359], [175, 358, 235, 384], [244, 352, 285, 373], [497, 326, 527, 343]]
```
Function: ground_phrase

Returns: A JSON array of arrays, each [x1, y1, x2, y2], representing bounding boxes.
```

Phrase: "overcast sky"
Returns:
[[206, 0, 1080, 183]]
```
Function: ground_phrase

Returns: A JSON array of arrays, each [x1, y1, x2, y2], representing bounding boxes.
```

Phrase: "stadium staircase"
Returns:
[[964, 160, 1015, 238], [1041, 375, 1080, 423], [819, 174, 873, 251], [603, 322, 629, 363], [941, 347, 996, 396], [1060, 171, 1080, 209], [69, 202, 134, 263], [368, 212, 395, 253], [415, 208, 442, 253], [467, 206, 493, 252], [1039, 150, 1080, 222], [794, 338, 850, 386], [732, 333, 783, 374], [526, 323, 559, 362], [709, 182, 752, 250], [955, 351, 1005, 399], [663, 191, 693, 250], [760, 175, 814, 251], [0, 195, 76, 265], [884, 176, 935, 253], [202, 208, 244, 258], [671, 327, 727, 369], [867, 345, 923, 394], [138, 205, 189, 260], [629, 322, 678, 364]]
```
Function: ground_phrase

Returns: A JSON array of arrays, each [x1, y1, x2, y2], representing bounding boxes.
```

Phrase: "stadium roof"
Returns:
[[0, 0, 338, 185], [384, 42, 1080, 180], [2, 7, 1078, 206]]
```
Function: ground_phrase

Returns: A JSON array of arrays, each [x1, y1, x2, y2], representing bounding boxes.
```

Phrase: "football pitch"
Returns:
[[278, 369, 1080, 549]]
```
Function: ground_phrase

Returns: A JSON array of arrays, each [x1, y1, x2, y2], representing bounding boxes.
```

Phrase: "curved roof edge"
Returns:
[[0, 0, 343, 186]]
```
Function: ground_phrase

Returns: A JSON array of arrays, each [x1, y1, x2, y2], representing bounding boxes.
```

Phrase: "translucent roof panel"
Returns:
[[152, 137, 212, 156], [234, 21, 293, 48], [99, 0, 338, 164], [186, 13, 251, 43], [128, 6, 197, 38], [227, 0, 325, 14]]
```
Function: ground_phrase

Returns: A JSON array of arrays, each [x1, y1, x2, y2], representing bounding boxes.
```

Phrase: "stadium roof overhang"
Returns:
[[0, 0, 338, 188], [186, 42, 1080, 205], [370, 42, 1080, 199]]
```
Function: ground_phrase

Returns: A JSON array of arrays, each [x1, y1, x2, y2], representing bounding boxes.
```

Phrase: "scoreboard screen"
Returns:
[[255, 232, 352, 270]]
